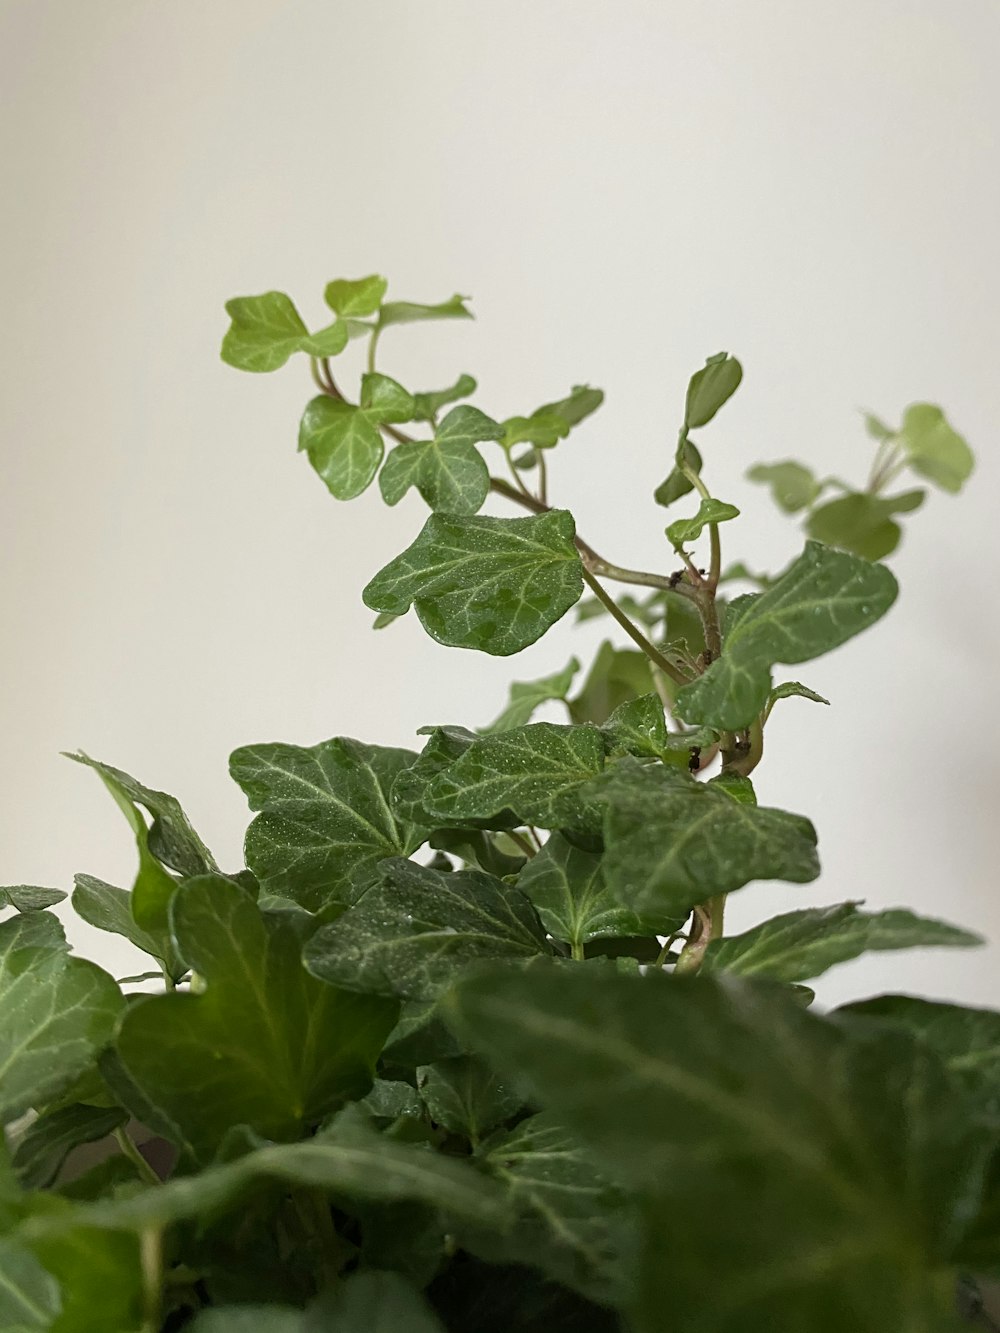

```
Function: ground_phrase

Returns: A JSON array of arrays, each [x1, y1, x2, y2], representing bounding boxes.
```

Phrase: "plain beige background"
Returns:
[[1, 0, 997, 1005]]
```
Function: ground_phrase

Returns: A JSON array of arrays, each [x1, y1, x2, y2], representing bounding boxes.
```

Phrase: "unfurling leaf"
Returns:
[[502, 384, 604, 450], [666, 497, 740, 547], [684, 352, 743, 430], [654, 439, 703, 509], [766, 680, 830, 711], [378, 293, 473, 328]]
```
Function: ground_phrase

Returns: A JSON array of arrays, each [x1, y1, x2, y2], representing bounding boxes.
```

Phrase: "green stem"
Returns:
[[114, 1127, 162, 1188], [581, 569, 689, 686], [537, 451, 548, 505], [507, 830, 537, 858], [570, 939, 585, 962], [138, 1225, 163, 1333], [367, 326, 381, 375]]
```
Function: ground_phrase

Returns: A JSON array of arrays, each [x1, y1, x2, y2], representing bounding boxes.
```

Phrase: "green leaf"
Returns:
[[12, 1104, 127, 1190], [30, 1223, 144, 1333], [601, 694, 716, 767], [379, 405, 502, 514], [448, 966, 989, 1333], [594, 759, 819, 921], [864, 411, 896, 442], [362, 511, 583, 657], [666, 497, 740, 547], [684, 352, 743, 430], [653, 440, 703, 509], [377, 294, 473, 328], [423, 722, 606, 829], [676, 541, 898, 730], [72, 874, 185, 983], [898, 403, 974, 493], [704, 902, 981, 983], [806, 490, 925, 561], [298, 374, 415, 501], [412, 373, 478, 422], [189, 1309, 302, 1333], [567, 643, 654, 726], [361, 1079, 423, 1120], [417, 1055, 521, 1141], [0, 886, 66, 912], [0, 911, 66, 954], [221, 292, 348, 372], [391, 726, 503, 830], [324, 274, 388, 318], [230, 737, 426, 911], [516, 832, 651, 950], [746, 461, 821, 513], [483, 658, 580, 733], [767, 680, 830, 710], [0, 1240, 60, 1331], [305, 858, 546, 1002], [502, 385, 604, 450], [0, 943, 123, 1126], [114, 876, 398, 1159]]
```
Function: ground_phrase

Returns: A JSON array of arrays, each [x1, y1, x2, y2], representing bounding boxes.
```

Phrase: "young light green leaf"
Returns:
[[304, 858, 547, 1002], [594, 759, 819, 921], [298, 373, 415, 501], [653, 440, 703, 509], [516, 832, 652, 950], [230, 737, 426, 910], [417, 1055, 521, 1142], [12, 1104, 127, 1190], [864, 411, 896, 443], [448, 966, 990, 1333], [362, 511, 584, 656], [482, 657, 580, 733], [704, 902, 982, 983], [0, 886, 66, 912], [806, 489, 925, 561], [501, 385, 604, 450], [0, 946, 123, 1126], [379, 405, 502, 514], [114, 876, 398, 1160], [684, 352, 743, 430], [324, 274, 387, 318], [423, 722, 606, 829], [676, 541, 898, 730], [898, 403, 974, 493], [377, 294, 473, 328], [666, 497, 740, 547], [72, 874, 185, 983], [221, 292, 348, 372], [412, 373, 478, 422], [746, 461, 822, 513], [767, 680, 831, 711], [567, 642, 654, 726]]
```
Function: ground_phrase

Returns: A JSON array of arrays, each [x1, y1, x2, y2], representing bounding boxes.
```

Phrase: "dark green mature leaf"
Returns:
[[676, 541, 898, 730], [0, 910, 66, 955], [0, 1240, 60, 1331], [601, 695, 717, 767], [567, 643, 654, 726], [704, 903, 981, 984], [428, 1256, 620, 1333], [516, 833, 651, 950], [483, 658, 579, 733], [417, 1055, 521, 1142], [72, 874, 185, 982], [299, 373, 415, 501], [746, 461, 822, 513], [898, 404, 974, 493], [391, 727, 502, 830], [684, 352, 743, 430], [324, 274, 388, 318], [378, 294, 473, 328], [593, 760, 819, 921], [363, 511, 584, 656], [654, 440, 703, 509], [466, 1112, 632, 1303], [806, 490, 925, 561], [0, 886, 66, 912], [666, 497, 740, 548], [502, 386, 604, 450], [413, 373, 478, 422], [379, 406, 502, 513], [12, 1104, 127, 1190], [115, 876, 398, 1159], [304, 858, 547, 1002], [0, 942, 122, 1125], [192, 1271, 448, 1333], [448, 966, 990, 1333], [221, 292, 347, 372], [423, 722, 606, 829], [230, 737, 425, 910]]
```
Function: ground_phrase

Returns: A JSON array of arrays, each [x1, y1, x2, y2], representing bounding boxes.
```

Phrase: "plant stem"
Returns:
[[537, 451, 548, 504], [138, 1225, 163, 1333], [570, 939, 585, 962], [674, 905, 713, 973], [114, 1127, 162, 1188], [581, 569, 689, 686], [507, 830, 537, 859], [367, 327, 381, 375]]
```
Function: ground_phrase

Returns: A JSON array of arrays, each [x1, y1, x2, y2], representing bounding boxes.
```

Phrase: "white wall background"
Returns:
[[1, 0, 997, 1007]]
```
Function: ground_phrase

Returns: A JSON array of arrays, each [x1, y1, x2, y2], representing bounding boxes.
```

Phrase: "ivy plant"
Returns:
[[0, 272, 991, 1333]]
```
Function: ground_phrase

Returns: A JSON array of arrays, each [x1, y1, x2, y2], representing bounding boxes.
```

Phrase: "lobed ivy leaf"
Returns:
[[601, 694, 717, 767], [298, 372, 416, 501], [423, 722, 607, 829], [304, 858, 548, 1002], [684, 352, 743, 430], [221, 292, 347, 373], [746, 460, 822, 513], [115, 876, 398, 1160], [417, 1055, 521, 1142], [704, 902, 982, 983], [483, 657, 580, 733], [448, 966, 991, 1333], [666, 497, 740, 548], [676, 541, 898, 730], [898, 404, 974, 493], [230, 737, 426, 911], [379, 405, 502, 513], [412, 372, 478, 422], [72, 874, 185, 983], [0, 885, 66, 912], [806, 489, 925, 561], [501, 385, 604, 451], [363, 511, 584, 657], [654, 439, 703, 509], [324, 274, 388, 318], [0, 910, 66, 955], [593, 759, 819, 922], [12, 1104, 127, 1191]]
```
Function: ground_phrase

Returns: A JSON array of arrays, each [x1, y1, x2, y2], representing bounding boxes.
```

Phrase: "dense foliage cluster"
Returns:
[[0, 273, 992, 1332]]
